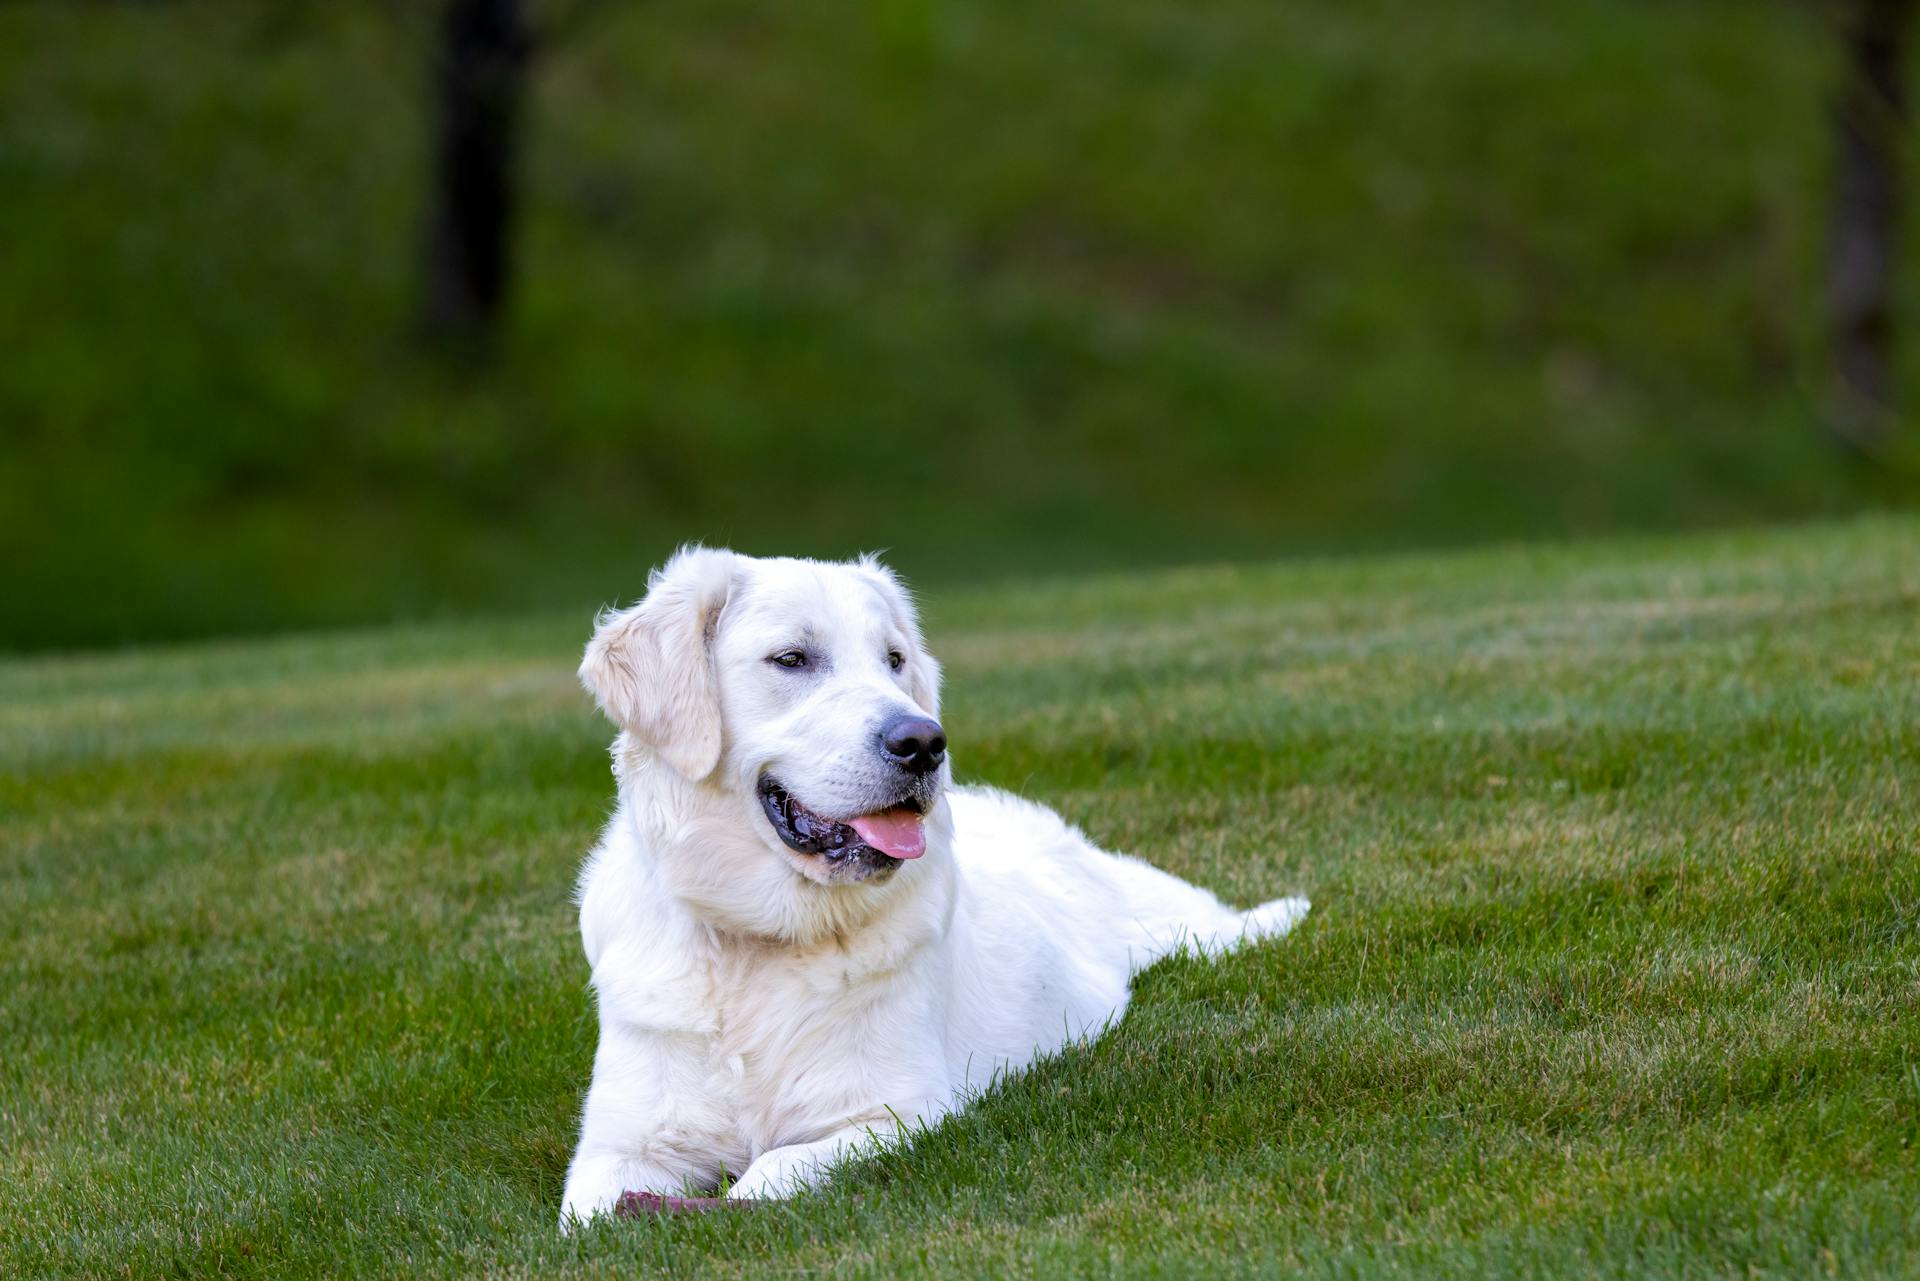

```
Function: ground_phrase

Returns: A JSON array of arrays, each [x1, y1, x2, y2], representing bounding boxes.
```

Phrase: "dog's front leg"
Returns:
[[727, 1115, 916, 1201], [559, 1024, 731, 1230]]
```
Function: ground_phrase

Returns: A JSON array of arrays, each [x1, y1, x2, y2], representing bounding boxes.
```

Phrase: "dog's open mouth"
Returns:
[[757, 776, 927, 867]]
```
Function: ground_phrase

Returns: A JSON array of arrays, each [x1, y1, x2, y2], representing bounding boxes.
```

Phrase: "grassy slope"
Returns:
[[4, 0, 1917, 649], [4, 516, 1918, 1279]]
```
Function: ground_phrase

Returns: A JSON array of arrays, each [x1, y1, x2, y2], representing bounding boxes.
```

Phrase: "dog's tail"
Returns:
[[1239, 895, 1311, 942]]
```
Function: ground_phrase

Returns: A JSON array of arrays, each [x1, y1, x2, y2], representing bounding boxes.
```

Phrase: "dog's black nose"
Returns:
[[881, 715, 947, 775]]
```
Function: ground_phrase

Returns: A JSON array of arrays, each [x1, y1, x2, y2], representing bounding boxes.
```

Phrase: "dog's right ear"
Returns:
[[580, 546, 738, 783]]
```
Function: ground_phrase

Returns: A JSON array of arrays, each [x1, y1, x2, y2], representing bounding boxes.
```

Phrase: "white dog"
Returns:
[[559, 547, 1309, 1225]]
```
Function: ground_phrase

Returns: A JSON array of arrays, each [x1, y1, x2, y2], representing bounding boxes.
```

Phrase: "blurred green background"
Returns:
[[3, 0, 1915, 651]]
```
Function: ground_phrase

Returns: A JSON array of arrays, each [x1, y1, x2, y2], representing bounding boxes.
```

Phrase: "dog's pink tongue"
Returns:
[[849, 808, 926, 859]]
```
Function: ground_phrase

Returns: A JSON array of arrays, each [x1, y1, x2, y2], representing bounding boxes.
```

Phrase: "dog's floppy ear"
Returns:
[[858, 555, 942, 717], [580, 546, 738, 782]]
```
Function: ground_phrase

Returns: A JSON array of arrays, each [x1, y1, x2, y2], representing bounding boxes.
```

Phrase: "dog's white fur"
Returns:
[[559, 548, 1309, 1224]]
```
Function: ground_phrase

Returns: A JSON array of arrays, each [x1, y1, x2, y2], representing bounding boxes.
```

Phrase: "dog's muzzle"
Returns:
[[757, 775, 930, 881]]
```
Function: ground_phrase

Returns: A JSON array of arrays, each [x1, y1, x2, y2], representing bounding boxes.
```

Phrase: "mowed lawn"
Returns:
[[4, 517, 1917, 1279]]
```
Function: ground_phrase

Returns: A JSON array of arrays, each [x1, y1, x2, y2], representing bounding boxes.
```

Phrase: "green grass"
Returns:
[[5, 0, 1919, 649], [5, 515, 1918, 1278]]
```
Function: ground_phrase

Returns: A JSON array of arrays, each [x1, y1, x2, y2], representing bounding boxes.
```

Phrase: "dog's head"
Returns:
[[580, 547, 950, 933]]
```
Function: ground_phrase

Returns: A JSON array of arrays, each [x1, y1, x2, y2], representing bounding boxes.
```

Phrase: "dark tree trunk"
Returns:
[[1830, 0, 1914, 454], [423, 0, 532, 343]]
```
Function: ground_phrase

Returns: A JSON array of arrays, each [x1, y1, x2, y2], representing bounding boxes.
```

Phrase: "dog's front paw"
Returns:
[[725, 1154, 795, 1201], [558, 1189, 616, 1234], [558, 1156, 645, 1232], [729, 1129, 873, 1200]]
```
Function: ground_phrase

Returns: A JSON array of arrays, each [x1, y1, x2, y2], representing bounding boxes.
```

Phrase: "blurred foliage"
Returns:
[[1, 0, 1915, 650]]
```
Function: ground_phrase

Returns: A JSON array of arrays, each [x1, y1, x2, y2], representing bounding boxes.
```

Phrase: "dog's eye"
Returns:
[[887, 651, 905, 672], [770, 650, 810, 670]]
